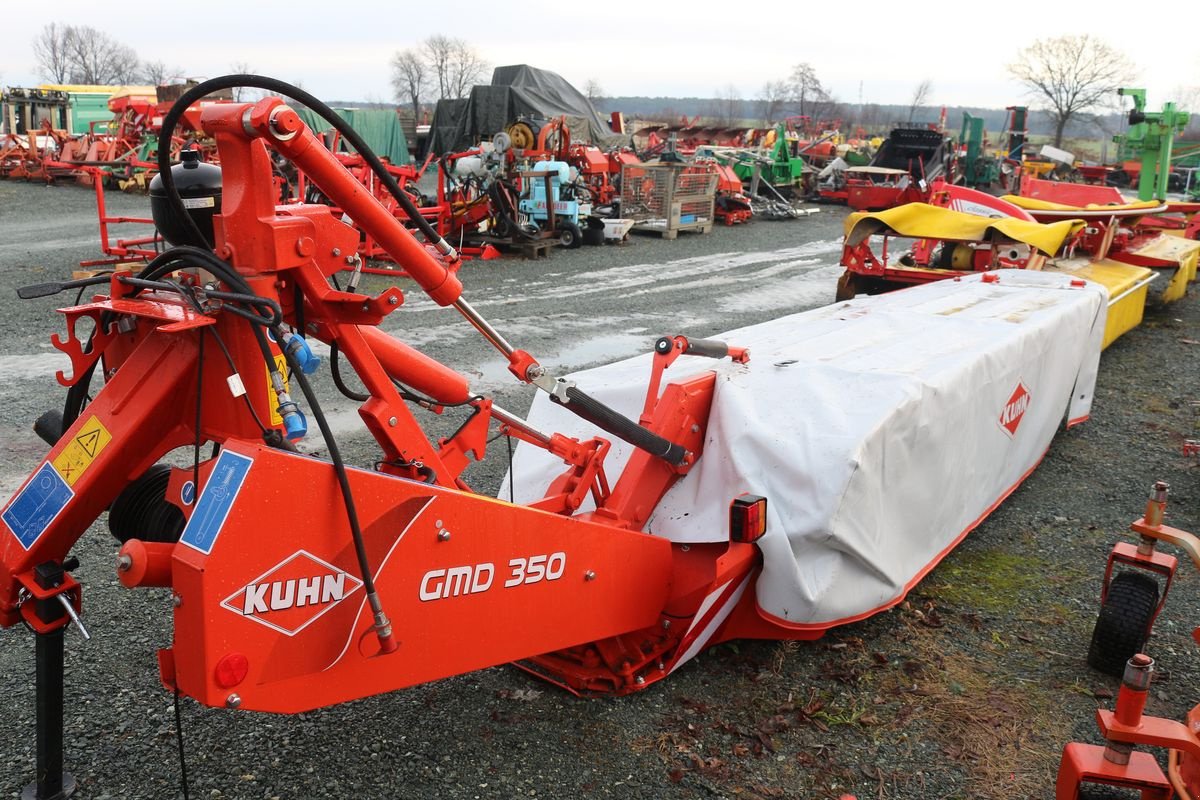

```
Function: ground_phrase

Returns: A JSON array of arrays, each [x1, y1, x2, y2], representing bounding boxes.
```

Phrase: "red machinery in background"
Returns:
[[0, 76, 798, 798]]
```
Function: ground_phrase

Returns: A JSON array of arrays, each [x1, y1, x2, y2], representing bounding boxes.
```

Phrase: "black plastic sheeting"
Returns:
[[428, 64, 620, 155]]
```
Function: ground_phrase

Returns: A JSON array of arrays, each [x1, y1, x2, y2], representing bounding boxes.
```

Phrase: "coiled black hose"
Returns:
[[155, 74, 450, 255]]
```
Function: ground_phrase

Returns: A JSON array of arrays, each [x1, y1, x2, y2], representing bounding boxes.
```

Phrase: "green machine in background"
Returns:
[[730, 122, 809, 194], [1116, 88, 1190, 201], [958, 112, 1000, 187], [957, 107, 1027, 189]]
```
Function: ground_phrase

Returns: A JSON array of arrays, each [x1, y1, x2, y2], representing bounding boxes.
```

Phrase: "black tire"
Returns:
[[558, 221, 583, 249], [835, 270, 858, 301], [1086, 571, 1160, 677], [108, 464, 186, 544]]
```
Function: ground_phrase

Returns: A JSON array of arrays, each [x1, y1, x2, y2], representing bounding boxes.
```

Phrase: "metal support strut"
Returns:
[[23, 628, 75, 800], [20, 558, 82, 800]]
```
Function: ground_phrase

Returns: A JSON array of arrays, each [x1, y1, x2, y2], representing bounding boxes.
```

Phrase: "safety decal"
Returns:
[[267, 354, 289, 426], [51, 415, 112, 487], [2, 462, 74, 550], [179, 450, 254, 554], [220, 550, 363, 636]]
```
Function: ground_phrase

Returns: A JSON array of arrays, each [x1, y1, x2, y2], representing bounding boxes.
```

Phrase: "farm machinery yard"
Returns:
[[0, 74, 1199, 800]]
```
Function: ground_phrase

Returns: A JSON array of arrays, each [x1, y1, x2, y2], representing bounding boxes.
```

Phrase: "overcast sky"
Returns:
[[2, 1, 1196, 111]]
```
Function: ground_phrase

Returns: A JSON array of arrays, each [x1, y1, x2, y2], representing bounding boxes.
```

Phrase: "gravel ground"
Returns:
[[0, 179, 1198, 800]]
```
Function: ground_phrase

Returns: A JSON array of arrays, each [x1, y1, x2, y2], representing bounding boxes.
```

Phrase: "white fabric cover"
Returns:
[[506, 272, 1107, 627]]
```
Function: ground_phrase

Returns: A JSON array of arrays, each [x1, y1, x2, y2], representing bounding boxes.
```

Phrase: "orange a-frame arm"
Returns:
[[0, 329, 200, 626]]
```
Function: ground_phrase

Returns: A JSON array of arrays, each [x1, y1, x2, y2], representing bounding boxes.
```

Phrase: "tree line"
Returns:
[[33, 23, 183, 86], [28, 24, 1187, 149], [390, 36, 489, 121]]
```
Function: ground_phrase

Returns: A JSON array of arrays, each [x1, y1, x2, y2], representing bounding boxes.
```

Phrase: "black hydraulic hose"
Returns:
[[550, 386, 687, 466], [487, 180, 535, 240], [156, 74, 449, 255], [269, 326, 381, 603], [329, 342, 369, 402]]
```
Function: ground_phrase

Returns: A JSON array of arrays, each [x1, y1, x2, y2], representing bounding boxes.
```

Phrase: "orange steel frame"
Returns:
[[1057, 490, 1200, 799], [0, 96, 826, 738]]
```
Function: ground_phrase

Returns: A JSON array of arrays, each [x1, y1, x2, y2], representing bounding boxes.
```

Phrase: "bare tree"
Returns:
[[788, 62, 829, 118], [33, 23, 73, 84], [584, 79, 605, 103], [140, 60, 183, 86], [391, 50, 426, 122], [229, 62, 254, 101], [907, 79, 932, 122], [1175, 82, 1200, 135], [62, 25, 140, 84], [447, 39, 487, 100], [758, 80, 789, 125], [424, 35, 454, 100], [713, 84, 743, 126], [1008, 34, 1136, 147]]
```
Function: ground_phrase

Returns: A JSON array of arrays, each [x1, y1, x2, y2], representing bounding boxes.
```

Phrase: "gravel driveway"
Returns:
[[0, 179, 1197, 800]]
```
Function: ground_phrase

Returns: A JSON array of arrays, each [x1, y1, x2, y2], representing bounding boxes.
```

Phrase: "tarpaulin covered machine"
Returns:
[[0, 76, 1107, 797]]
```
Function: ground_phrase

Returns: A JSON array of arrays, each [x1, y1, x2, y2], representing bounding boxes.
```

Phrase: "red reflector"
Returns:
[[982, 273, 999, 283], [1070, 278, 1086, 288], [215, 652, 250, 688], [730, 495, 768, 543]]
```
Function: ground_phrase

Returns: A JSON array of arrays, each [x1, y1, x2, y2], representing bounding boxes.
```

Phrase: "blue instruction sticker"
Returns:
[[2, 463, 74, 550], [179, 451, 254, 555]]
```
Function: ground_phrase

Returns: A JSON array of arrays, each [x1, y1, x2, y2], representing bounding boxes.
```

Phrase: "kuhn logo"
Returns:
[[221, 550, 363, 636], [998, 382, 1031, 438]]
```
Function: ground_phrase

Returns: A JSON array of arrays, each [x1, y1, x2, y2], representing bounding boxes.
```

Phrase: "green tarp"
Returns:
[[294, 107, 410, 165]]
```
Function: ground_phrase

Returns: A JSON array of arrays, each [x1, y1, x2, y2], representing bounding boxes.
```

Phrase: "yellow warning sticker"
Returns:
[[267, 355, 290, 426], [51, 415, 112, 487]]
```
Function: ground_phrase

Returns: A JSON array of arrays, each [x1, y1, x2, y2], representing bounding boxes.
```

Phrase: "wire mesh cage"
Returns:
[[619, 163, 716, 238]]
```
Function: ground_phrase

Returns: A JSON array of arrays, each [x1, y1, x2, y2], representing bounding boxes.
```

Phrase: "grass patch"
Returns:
[[927, 549, 1048, 613]]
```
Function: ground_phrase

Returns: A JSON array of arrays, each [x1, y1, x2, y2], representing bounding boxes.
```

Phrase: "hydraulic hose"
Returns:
[[155, 74, 454, 259], [551, 386, 687, 466]]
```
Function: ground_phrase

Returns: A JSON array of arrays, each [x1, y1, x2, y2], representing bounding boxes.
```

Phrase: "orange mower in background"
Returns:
[[1057, 482, 1200, 799], [0, 75, 822, 798]]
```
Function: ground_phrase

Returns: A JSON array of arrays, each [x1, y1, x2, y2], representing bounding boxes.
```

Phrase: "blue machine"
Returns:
[[517, 161, 587, 248]]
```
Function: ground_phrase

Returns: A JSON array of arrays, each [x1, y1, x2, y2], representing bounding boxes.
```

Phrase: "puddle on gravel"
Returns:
[[550, 332, 654, 371], [0, 352, 70, 381]]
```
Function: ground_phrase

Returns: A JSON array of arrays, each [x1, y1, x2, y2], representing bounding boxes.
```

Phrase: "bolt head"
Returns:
[[332, 247, 342, 257], [437, 530, 451, 542], [584, 570, 596, 581], [388, 296, 399, 306], [172, 593, 183, 608], [226, 693, 242, 709], [388, 416, 398, 427], [116, 554, 132, 572], [635, 675, 645, 685]]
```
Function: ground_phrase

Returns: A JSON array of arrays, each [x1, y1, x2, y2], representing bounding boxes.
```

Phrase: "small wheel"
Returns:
[[558, 221, 583, 249], [109, 464, 186, 544], [835, 270, 858, 301], [1086, 571, 1160, 677]]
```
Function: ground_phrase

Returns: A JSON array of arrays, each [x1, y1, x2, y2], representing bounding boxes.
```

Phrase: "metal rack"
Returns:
[[620, 163, 716, 239]]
